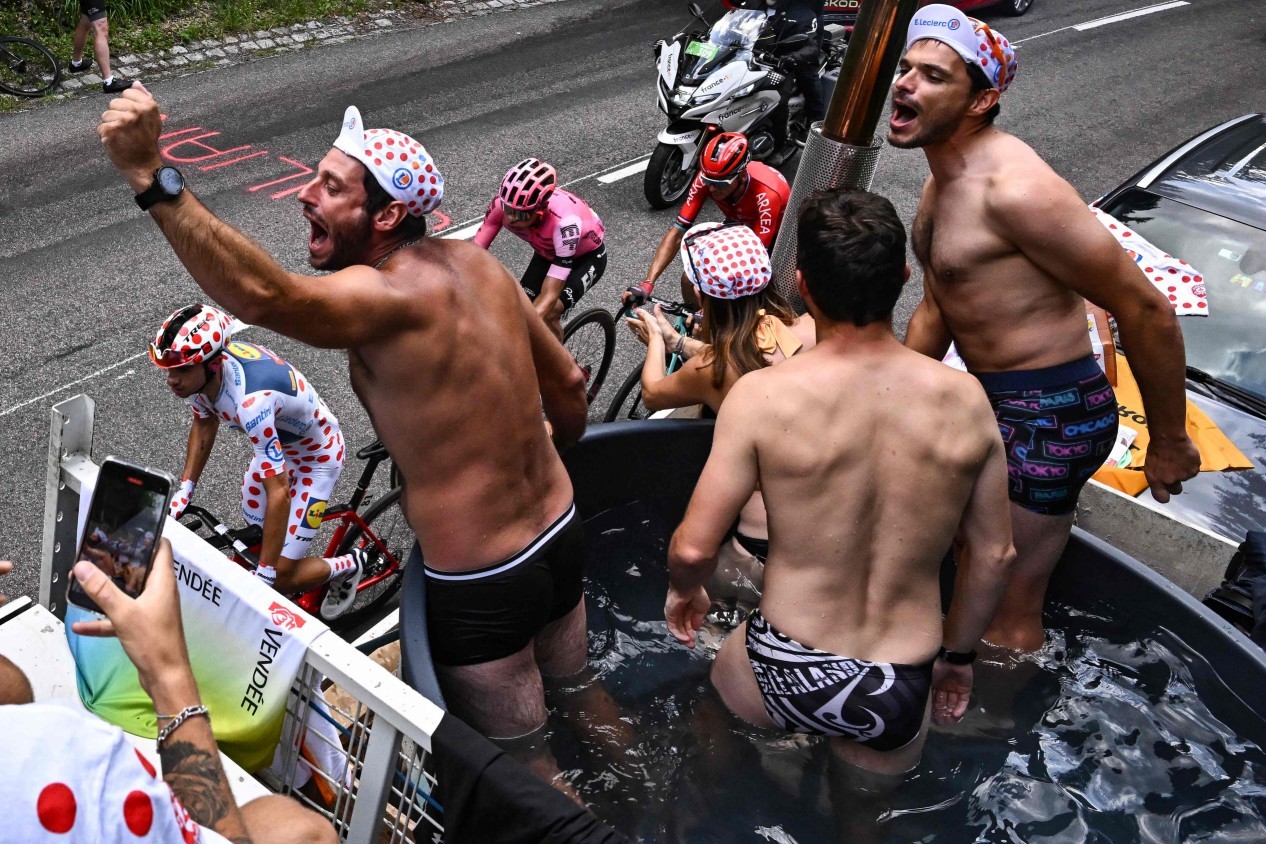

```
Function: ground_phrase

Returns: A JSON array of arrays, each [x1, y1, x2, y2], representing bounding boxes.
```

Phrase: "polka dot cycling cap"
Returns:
[[333, 105, 444, 216], [905, 4, 1018, 94], [2, 702, 228, 842], [680, 222, 773, 301]]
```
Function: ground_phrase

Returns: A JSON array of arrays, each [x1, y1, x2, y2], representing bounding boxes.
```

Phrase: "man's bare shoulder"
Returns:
[[979, 143, 1083, 229]]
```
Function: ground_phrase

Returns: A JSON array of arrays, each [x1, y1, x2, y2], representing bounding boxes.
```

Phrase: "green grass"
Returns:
[[0, 0, 430, 63]]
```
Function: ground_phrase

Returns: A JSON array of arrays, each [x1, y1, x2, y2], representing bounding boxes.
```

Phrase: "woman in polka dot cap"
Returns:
[[625, 221, 817, 590]]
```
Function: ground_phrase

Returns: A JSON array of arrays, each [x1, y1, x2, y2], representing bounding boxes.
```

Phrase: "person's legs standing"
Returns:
[[980, 505, 1074, 651], [91, 17, 114, 82], [70, 13, 92, 70]]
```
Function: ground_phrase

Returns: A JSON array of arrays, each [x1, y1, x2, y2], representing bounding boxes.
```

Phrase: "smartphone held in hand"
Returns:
[[67, 457, 174, 614]]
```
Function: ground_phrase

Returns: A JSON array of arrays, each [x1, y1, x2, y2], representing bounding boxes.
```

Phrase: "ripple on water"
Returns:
[[557, 500, 1266, 843]]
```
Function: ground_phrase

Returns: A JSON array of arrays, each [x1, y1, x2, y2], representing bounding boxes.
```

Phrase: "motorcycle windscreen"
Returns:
[[681, 9, 765, 84]]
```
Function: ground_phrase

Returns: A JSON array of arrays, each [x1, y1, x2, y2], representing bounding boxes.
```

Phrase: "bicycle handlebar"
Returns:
[[620, 296, 693, 319], [180, 504, 260, 568]]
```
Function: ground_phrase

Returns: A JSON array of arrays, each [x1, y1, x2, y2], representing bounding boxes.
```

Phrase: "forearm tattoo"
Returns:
[[160, 740, 251, 844]]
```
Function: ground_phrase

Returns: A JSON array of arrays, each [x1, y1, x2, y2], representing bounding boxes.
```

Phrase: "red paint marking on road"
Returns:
[[249, 157, 315, 198], [158, 126, 204, 141], [200, 150, 272, 171], [162, 131, 253, 164], [431, 211, 452, 233]]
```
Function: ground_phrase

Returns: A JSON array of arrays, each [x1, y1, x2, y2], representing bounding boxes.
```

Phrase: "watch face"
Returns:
[[157, 167, 185, 194]]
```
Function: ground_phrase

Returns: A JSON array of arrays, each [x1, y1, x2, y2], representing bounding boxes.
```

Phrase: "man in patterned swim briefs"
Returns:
[[893, 5, 1200, 651], [666, 188, 1016, 777]]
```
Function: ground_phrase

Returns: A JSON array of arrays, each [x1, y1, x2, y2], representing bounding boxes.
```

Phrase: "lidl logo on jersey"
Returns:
[[392, 168, 413, 190], [228, 341, 262, 361], [304, 500, 327, 530]]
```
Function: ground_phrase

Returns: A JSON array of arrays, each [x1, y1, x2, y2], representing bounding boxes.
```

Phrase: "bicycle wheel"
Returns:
[[602, 366, 649, 423], [562, 307, 616, 404], [325, 487, 413, 631], [0, 37, 62, 98]]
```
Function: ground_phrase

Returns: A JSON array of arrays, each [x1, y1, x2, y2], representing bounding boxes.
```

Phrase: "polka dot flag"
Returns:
[[1090, 207, 1208, 315]]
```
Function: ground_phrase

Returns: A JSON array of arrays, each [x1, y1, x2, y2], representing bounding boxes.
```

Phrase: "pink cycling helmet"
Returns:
[[499, 158, 557, 211], [149, 303, 234, 370]]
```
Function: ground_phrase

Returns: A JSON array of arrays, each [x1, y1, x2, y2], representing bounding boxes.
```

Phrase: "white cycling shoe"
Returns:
[[320, 548, 367, 619]]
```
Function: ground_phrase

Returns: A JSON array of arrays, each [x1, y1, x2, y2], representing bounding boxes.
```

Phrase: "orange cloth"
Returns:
[[754, 310, 802, 359], [1092, 355, 1252, 495]]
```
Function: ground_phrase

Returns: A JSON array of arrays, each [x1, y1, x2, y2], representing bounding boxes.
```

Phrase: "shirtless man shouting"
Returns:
[[98, 87, 590, 787], [667, 188, 1016, 776], [890, 5, 1200, 651]]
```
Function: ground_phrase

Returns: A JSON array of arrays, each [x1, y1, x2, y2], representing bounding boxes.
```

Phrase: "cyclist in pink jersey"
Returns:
[[474, 158, 607, 339], [150, 304, 366, 618]]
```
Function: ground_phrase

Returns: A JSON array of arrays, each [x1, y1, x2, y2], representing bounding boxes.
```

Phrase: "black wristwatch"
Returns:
[[135, 166, 186, 211], [937, 647, 977, 665]]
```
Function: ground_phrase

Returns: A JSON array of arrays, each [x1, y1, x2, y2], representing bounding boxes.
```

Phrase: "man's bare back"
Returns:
[[349, 238, 574, 572], [746, 342, 1001, 663], [668, 188, 1015, 777]]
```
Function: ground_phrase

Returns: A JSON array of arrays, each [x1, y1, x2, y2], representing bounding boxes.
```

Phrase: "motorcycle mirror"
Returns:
[[687, 2, 707, 24]]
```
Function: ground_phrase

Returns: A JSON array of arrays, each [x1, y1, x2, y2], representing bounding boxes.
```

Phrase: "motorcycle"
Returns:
[[645, 3, 847, 209]]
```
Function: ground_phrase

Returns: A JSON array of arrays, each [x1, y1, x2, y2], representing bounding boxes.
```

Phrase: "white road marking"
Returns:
[[597, 158, 651, 184], [1073, 1, 1189, 31], [1014, 0, 1189, 45], [0, 353, 147, 418], [0, 319, 255, 419], [440, 221, 485, 240]]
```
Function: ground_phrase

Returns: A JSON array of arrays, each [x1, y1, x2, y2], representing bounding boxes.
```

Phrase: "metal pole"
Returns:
[[771, 0, 920, 310]]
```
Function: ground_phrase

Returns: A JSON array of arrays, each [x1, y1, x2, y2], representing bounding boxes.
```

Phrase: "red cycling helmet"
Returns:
[[699, 133, 751, 183], [149, 303, 233, 369], [499, 158, 557, 212]]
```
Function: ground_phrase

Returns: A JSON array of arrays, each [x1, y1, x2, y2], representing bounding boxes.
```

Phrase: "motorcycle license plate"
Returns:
[[684, 40, 717, 60]]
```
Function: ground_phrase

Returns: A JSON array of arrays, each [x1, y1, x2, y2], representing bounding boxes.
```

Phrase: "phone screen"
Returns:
[[68, 459, 173, 614]]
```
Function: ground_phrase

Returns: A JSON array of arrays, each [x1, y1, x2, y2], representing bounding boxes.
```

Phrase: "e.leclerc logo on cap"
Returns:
[[912, 16, 958, 29], [392, 168, 413, 190], [948, 18, 960, 30]]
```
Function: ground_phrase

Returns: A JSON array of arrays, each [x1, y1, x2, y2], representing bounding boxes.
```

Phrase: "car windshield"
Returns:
[[1104, 189, 1266, 404]]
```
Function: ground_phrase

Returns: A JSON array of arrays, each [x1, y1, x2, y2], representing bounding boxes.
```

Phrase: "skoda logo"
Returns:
[[392, 168, 413, 189], [948, 19, 961, 30]]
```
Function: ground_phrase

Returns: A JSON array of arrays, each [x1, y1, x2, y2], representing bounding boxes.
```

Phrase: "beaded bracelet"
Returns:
[[156, 705, 210, 747]]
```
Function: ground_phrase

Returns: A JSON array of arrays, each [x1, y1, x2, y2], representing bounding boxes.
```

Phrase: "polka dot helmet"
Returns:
[[333, 105, 444, 216], [499, 158, 558, 212], [680, 222, 773, 301], [149, 304, 234, 369]]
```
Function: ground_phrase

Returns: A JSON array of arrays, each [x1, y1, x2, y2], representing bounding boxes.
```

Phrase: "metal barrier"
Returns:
[[41, 395, 445, 842]]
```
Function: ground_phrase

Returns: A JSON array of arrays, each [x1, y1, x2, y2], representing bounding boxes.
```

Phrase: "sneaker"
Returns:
[[68, 57, 92, 74], [320, 548, 367, 619], [102, 77, 134, 94]]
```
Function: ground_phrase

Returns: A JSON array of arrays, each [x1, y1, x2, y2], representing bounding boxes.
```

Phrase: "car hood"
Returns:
[[1131, 391, 1266, 543]]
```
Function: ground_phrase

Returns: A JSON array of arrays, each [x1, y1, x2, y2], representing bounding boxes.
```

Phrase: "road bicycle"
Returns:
[[562, 306, 616, 405], [180, 438, 410, 635], [603, 297, 696, 422], [0, 36, 61, 98]]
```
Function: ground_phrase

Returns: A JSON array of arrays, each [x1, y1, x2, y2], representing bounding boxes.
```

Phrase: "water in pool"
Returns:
[[542, 498, 1266, 843]]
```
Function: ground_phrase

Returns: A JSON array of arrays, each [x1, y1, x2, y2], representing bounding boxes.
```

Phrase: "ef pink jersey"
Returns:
[[473, 189, 605, 281], [188, 341, 343, 480]]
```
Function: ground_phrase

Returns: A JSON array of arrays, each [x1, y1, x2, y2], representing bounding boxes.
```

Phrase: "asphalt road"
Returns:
[[0, 0, 1261, 603]]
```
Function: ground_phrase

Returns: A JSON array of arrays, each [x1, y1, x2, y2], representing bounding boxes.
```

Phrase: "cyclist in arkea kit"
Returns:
[[625, 132, 790, 309], [149, 304, 365, 617], [473, 158, 608, 340]]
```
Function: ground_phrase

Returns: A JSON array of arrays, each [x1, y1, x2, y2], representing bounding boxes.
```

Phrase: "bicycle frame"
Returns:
[[180, 440, 405, 619]]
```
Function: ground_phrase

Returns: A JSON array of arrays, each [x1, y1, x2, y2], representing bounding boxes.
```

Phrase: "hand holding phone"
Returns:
[[68, 458, 174, 615]]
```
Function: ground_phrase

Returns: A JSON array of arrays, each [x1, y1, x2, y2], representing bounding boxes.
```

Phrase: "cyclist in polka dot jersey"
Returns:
[[150, 305, 365, 617]]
